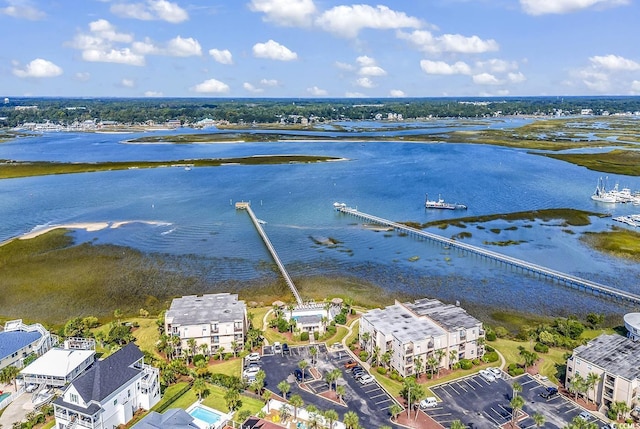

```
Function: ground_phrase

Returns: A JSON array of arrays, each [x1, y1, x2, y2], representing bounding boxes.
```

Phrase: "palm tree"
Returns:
[[330, 368, 342, 390], [231, 340, 239, 358], [435, 349, 446, 376], [324, 370, 338, 391], [279, 404, 291, 423], [289, 394, 304, 421], [171, 335, 181, 360], [449, 349, 458, 369], [414, 356, 423, 379], [336, 385, 346, 403], [564, 416, 599, 429], [381, 351, 391, 369], [361, 332, 371, 351], [510, 395, 525, 428], [277, 380, 290, 399], [323, 409, 339, 429], [389, 403, 403, 421], [450, 420, 466, 429], [427, 356, 439, 379], [217, 346, 225, 361], [193, 376, 207, 400], [262, 390, 272, 412], [586, 372, 600, 404], [373, 345, 381, 366], [224, 388, 241, 411], [298, 360, 308, 383], [307, 405, 321, 429], [512, 381, 522, 399], [199, 343, 209, 358], [569, 374, 585, 401], [343, 411, 359, 429], [2, 366, 19, 391], [532, 413, 545, 428], [187, 338, 197, 364], [309, 346, 318, 367]]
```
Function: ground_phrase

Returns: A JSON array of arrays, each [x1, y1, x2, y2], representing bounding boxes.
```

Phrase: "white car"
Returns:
[[358, 374, 375, 385], [488, 367, 502, 379], [419, 397, 438, 409], [246, 352, 261, 362], [243, 367, 260, 378], [479, 369, 496, 382], [273, 342, 282, 354], [26, 384, 37, 393]]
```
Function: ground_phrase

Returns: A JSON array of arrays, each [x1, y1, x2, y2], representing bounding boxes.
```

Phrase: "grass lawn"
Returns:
[[152, 382, 191, 411], [131, 317, 162, 357], [492, 338, 567, 383], [344, 320, 359, 346], [208, 358, 242, 377], [249, 306, 271, 331]]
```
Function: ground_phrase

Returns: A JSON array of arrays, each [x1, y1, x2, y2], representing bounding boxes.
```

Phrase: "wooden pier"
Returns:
[[335, 203, 640, 306], [236, 202, 303, 305]]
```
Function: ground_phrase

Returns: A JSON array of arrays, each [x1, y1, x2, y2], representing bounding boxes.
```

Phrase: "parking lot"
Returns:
[[427, 372, 608, 428], [259, 343, 401, 429]]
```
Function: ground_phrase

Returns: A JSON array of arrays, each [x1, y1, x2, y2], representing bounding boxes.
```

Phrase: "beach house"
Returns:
[[0, 319, 53, 371]]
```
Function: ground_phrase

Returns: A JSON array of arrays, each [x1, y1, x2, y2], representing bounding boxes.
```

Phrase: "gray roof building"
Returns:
[[573, 334, 640, 381], [165, 293, 246, 325], [405, 298, 482, 331], [364, 304, 445, 343], [132, 409, 199, 429]]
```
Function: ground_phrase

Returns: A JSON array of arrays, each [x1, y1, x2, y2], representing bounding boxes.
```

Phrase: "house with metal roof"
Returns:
[[566, 334, 640, 410], [131, 408, 200, 429], [165, 293, 247, 356], [0, 319, 52, 371], [53, 343, 160, 429], [20, 348, 95, 388]]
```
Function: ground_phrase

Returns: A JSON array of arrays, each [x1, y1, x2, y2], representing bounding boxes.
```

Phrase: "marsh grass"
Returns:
[[542, 149, 640, 176], [582, 227, 640, 261], [0, 155, 340, 179]]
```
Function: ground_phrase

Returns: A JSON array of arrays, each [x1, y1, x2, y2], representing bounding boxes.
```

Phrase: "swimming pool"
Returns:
[[186, 404, 226, 429]]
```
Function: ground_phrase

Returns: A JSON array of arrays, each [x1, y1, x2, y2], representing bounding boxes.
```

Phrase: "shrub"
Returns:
[[471, 359, 481, 366], [459, 359, 473, 370], [534, 342, 549, 353], [494, 326, 509, 338], [193, 354, 206, 366], [485, 331, 497, 341], [326, 325, 336, 335], [507, 363, 524, 377], [484, 345, 495, 353], [359, 351, 369, 362], [482, 351, 499, 363], [334, 313, 347, 325], [300, 331, 309, 341], [376, 367, 387, 375]]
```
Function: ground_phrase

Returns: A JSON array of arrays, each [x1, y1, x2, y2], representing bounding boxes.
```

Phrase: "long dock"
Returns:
[[335, 203, 640, 306], [236, 202, 303, 305]]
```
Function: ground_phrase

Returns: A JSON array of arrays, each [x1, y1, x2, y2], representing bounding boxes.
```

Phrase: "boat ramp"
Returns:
[[334, 203, 640, 306]]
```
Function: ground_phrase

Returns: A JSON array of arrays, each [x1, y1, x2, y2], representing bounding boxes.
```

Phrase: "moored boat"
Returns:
[[425, 194, 467, 210], [591, 177, 616, 203]]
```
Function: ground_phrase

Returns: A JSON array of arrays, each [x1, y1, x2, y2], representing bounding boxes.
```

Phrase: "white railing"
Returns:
[[0, 387, 25, 411]]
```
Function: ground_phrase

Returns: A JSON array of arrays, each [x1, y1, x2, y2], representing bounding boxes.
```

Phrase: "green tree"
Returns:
[[336, 384, 346, 403], [277, 380, 290, 398], [279, 404, 291, 423], [193, 376, 208, 400], [224, 388, 241, 411], [585, 372, 600, 404], [400, 377, 424, 418], [510, 395, 525, 428], [309, 346, 318, 366], [389, 403, 403, 421], [563, 416, 599, 429], [450, 420, 466, 429], [343, 411, 359, 429], [298, 360, 308, 383], [323, 409, 339, 429], [532, 413, 545, 428], [414, 356, 423, 378], [512, 381, 522, 399], [449, 349, 458, 369], [1, 366, 20, 391], [262, 390, 272, 412], [289, 394, 304, 421]]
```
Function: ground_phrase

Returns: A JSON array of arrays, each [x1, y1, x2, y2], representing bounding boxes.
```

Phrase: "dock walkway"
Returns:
[[236, 202, 303, 305], [335, 204, 640, 305]]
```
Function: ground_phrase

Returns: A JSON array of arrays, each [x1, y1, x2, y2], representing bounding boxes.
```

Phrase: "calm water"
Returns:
[[2, 122, 640, 316]]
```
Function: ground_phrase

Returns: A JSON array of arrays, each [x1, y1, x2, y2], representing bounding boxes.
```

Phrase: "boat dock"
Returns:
[[236, 202, 303, 305], [334, 203, 640, 306]]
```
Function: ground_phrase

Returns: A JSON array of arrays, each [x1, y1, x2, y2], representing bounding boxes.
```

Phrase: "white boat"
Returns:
[[32, 389, 55, 408], [425, 194, 467, 210], [591, 177, 616, 203]]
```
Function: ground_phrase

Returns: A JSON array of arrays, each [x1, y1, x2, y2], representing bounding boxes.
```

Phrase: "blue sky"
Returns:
[[1, 0, 639, 98]]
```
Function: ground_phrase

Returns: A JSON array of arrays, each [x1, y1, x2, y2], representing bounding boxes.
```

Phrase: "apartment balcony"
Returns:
[[55, 410, 98, 429], [479, 329, 486, 336], [405, 347, 414, 355]]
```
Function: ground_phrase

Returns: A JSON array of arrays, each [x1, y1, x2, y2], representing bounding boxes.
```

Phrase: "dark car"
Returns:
[[540, 386, 559, 399], [282, 343, 290, 354], [294, 369, 303, 382]]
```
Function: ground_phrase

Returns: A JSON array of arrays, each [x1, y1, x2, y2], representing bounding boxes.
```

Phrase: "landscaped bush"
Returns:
[[485, 331, 497, 341], [507, 363, 524, 376], [471, 358, 481, 366], [459, 359, 473, 370], [334, 313, 347, 325], [390, 371, 402, 381], [494, 326, 509, 338], [193, 354, 206, 366], [377, 367, 387, 375], [534, 342, 549, 353], [326, 325, 336, 335], [359, 351, 369, 362], [484, 345, 495, 353], [482, 351, 499, 363], [300, 331, 309, 341]]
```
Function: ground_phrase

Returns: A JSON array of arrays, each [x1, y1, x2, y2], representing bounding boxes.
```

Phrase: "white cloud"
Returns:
[[356, 56, 376, 67], [316, 5, 421, 38], [249, 0, 316, 27], [209, 48, 233, 65], [166, 36, 202, 57], [631, 80, 640, 94], [520, 0, 629, 15], [335, 61, 355, 71], [398, 30, 498, 54], [83, 48, 145, 66], [390, 89, 406, 97], [345, 91, 366, 97], [589, 54, 640, 71], [507, 72, 526, 83], [13, 58, 63, 78], [359, 66, 386, 76], [260, 78, 279, 86], [111, 0, 188, 23], [144, 90, 163, 97], [121, 78, 135, 87], [480, 89, 510, 96], [191, 78, 230, 94], [307, 86, 328, 96], [476, 59, 518, 73], [473, 73, 501, 85], [74, 72, 91, 82], [89, 19, 133, 43], [356, 77, 375, 88], [420, 60, 471, 75], [243, 82, 264, 93], [0, 2, 45, 20], [253, 40, 297, 61]]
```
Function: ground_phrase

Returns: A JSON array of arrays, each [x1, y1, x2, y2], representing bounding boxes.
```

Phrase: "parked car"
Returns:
[[243, 367, 260, 378], [282, 343, 290, 354], [353, 370, 366, 380], [26, 384, 36, 393], [359, 374, 375, 384], [273, 342, 282, 354], [601, 424, 617, 429], [488, 367, 502, 378], [419, 397, 438, 409], [479, 369, 496, 382], [245, 352, 261, 362], [344, 360, 358, 369], [578, 410, 591, 421], [294, 369, 303, 382], [540, 386, 559, 399]]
